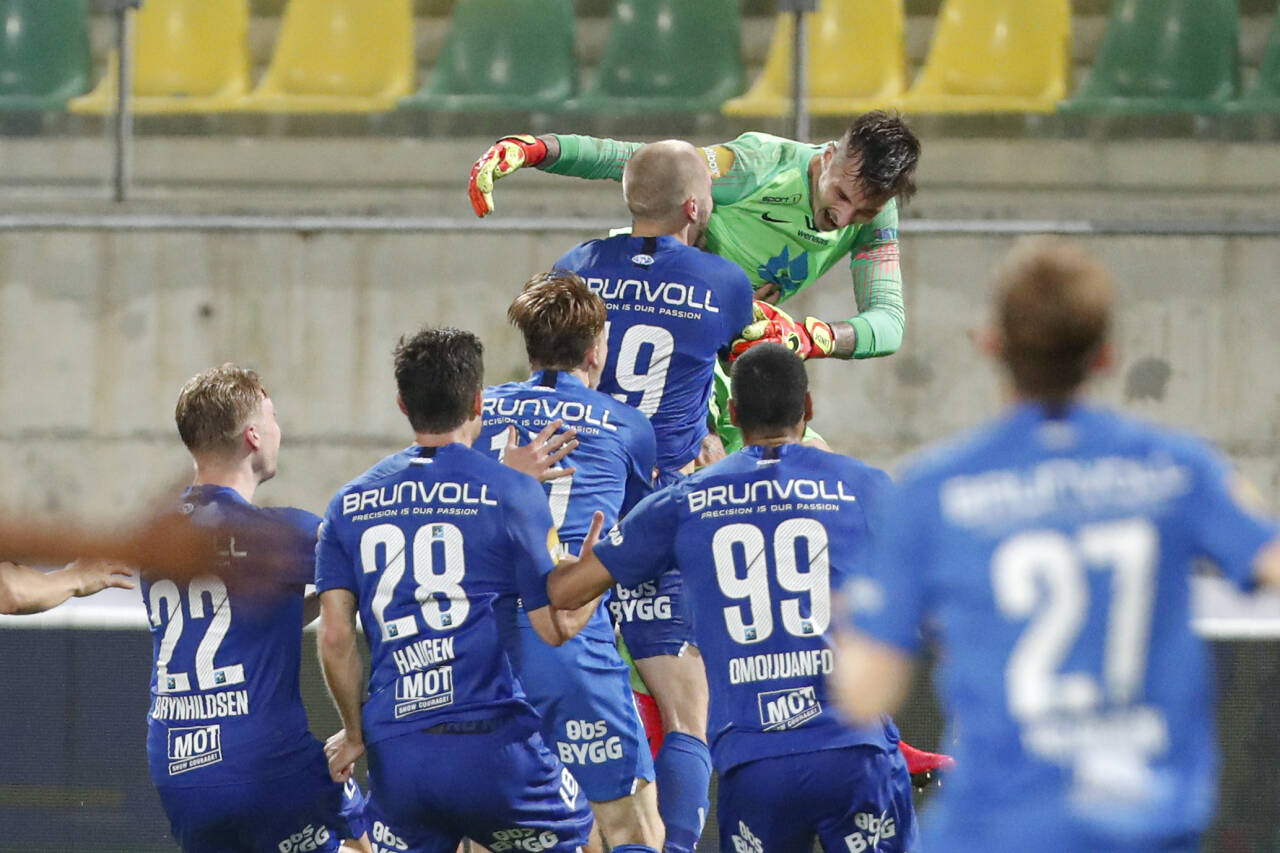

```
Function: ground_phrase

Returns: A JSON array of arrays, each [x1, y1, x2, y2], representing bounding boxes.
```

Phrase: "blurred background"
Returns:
[[2, 0, 1280, 850]]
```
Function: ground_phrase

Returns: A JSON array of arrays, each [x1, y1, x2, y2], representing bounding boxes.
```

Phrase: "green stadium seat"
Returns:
[[401, 0, 575, 112], [0, 0, 90, 111], [566, 0, 744, 114], [1228, 4, 1280, 113], [1060, 0, 1240, 114]]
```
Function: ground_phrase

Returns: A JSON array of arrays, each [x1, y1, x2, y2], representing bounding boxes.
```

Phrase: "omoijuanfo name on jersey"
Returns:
[[729, 649, 834, 684], [688, 478, 857, 514]]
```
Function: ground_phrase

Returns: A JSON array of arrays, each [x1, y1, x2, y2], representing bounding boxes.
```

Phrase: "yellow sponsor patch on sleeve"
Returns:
[[701, 144, 735, 179]]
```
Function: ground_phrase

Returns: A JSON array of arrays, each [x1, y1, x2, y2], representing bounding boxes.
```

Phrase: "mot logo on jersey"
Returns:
[[166, 724, 223, 775], [757, 685, 822, 731], [843, 812, 896, 852], [393, 665, 455, 718]]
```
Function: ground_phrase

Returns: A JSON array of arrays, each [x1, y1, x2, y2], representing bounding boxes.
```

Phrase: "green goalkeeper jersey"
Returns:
[[547, 131, 905, 358]]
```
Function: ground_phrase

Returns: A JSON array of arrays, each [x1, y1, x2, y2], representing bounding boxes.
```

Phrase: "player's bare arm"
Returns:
[[547, 511, 614, 610], [318, 588, 366, 782], [0, 558, 134, 615], [830, 630, 915, 725]]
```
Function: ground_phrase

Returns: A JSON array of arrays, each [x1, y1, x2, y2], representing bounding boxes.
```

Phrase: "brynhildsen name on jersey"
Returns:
[[584, 275, 721, 322], [481, 396, 620, 436], [940, 455, 1191, 530], [152, 689, 251, 721], [341, 481, 498, 521], [687, 477, 857, 517]]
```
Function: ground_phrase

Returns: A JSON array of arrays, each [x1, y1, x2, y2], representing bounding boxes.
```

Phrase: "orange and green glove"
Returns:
[[730, 300, 836, 361], [468, 134, 548, 218]]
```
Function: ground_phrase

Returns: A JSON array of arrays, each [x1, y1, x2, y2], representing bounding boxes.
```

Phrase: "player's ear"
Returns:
[[1090, 342, 1116, 376], [728, 398, 740, 427], [803, 392, 814, 424], [975, 327, 1002, 359], [471, 390, 484, 418], [683, 194, 698, 224], [243, 423, 261, 451], [396, 394, 409, 416]]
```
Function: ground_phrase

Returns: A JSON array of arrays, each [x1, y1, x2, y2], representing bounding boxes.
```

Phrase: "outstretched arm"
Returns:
[[0, 559, 135, 615], [844, 202, 905, 359]]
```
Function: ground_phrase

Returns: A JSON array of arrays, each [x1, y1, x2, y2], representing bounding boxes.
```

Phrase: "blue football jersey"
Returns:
[[555, 234, 754, 475], [592, 443, 899, 773], [853, 403, 1280, 848], [315, 443, 557, 745], [142, 485, 321, 788], [479, 370, 656, 641]]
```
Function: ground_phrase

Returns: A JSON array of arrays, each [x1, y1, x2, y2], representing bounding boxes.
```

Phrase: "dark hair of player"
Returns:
[[393, 327, 485, 434], [843, 111, 921, 202], [174, 363, 268, 455], [508, 270, 608, 371], [996, 237, 1114, 403], [730, 343, 809, 435]]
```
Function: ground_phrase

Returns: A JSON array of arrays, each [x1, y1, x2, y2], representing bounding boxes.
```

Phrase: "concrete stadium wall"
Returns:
[[2, 228, 1277, 522]]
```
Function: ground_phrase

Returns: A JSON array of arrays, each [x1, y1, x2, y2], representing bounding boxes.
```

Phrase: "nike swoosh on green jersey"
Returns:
[[760, 212, 789, 224]]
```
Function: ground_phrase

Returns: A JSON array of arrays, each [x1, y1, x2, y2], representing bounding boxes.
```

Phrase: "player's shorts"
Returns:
[[614, 567, 696, 659], [362, 790, 426, 853], [366, 716, 594, 853], [517, 626, 655, 802], [613, 465, 698, 660], [717, 745, 917, 853], [156, 743, 346, 853]]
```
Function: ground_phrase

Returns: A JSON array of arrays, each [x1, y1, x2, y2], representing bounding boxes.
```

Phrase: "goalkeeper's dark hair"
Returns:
[[393, 327, 484, 433], [730, 344, 809, 435], [508, 271, 608, 370], [996, 237, 1113, 403], [842, 111, 921, 202]]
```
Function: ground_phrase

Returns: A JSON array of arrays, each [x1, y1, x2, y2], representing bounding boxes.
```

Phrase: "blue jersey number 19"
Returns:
[[608, 322, 675, 417]]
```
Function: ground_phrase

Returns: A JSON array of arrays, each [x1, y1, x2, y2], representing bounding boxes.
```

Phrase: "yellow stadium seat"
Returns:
[[723, 0, 907, 118], [238, 0, 413, 113], [69, 0, 250, 114], [899, 0, 1071, 114]]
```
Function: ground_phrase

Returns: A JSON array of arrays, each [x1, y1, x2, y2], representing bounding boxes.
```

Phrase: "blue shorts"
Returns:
[[518, 627, 655, 802], [616, 467, 697, 660], [613, 567, 696, 660], [156, 743, 345, 853], [717, 745, 917, 853], [366, 717, 594, 853], [362, 791, 426, 853]]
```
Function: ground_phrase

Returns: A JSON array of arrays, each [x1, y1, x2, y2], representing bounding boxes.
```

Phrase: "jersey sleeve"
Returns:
[[1186, 444, 1280, 590], [315, 495, 357, 593], [593, 487, 681, 588], [846, 200, 905, 358], [545, 135, 643, 182], [720, 266, 757, 349], [845, 474, 931, 654], [830, 465, 894, 586], [503, 473, 559, 610], [622, 418, 658, 518]]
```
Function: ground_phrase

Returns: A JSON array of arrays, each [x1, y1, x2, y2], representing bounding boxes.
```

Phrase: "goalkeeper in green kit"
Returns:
[[468, 112, 921, 451]]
